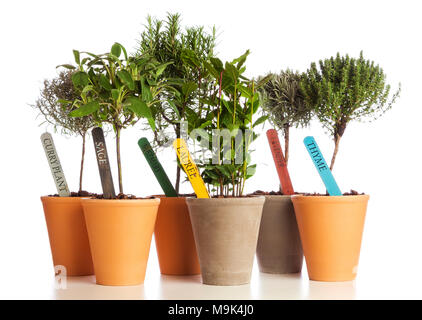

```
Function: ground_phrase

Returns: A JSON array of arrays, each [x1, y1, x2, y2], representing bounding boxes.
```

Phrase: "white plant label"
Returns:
[[40, 132, 71, 197]]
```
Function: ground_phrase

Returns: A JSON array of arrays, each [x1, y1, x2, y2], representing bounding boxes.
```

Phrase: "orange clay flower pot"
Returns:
[[41, 196, 94, 276], [154, 197, 200, 275], [81, 198, 160, 286], [291, 194, 369, 282]]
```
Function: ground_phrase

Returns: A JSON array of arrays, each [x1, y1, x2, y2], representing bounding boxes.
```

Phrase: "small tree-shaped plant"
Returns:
[[136, 13, 216, 193], [33, 70, 96, 192], [259, 70, 312, 166], [62, 43, 169, 195], [301, 51, 401, 170], [195, 51, 269, 197]]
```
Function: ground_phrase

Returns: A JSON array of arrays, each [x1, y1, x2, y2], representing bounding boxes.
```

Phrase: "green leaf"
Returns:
[[140, 77, 152, 102], [117, 70, 135, 90], [210, 57, 223, 73], [246, 164, 256, 178], [253, 115, 268, 127], [168, 100, 181, 120], [125, 97, 155, 130], [111, 89, 119, 101], [156, 62, 172, 78], [182, 82, 198, 98], [99, 74, 112, 91], [111, 43, 121, 58], [57, 64, 76, 70], [73, 50, 80, 65], [69, 101, 99, 117], [71, 71, 89, 88]]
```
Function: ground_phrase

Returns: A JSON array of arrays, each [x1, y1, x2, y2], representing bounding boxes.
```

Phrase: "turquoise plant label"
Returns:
[[303, 136, 342, 196], [138, 138, 177, 197], [40, 132, 71, 197]]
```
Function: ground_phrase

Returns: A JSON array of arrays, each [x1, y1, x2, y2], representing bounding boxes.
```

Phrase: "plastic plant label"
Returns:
[[138, 137, 177, 197], [266, 129, 294, 195], [40, 132, 71, 197], [303, 136, 342, 196], [92, 127, 116, 199], [173, 138, 209, 198]]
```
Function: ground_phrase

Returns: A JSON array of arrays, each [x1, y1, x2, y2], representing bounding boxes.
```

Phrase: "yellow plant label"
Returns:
[[173, 138, 210, 198]]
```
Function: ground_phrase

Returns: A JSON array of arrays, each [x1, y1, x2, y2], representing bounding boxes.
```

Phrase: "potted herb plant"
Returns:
[[35, 70, 95, 276], [185, 51, 268, 286], [136, 13, 216, 276], [67, 43, 168, 285], [254, 70, 312, 274], [293, 51, 401, 281]]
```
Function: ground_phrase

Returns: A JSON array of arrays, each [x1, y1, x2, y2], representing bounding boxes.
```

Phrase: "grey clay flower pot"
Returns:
[[256, 195, 303, 274], [186, 197, 265, 286]]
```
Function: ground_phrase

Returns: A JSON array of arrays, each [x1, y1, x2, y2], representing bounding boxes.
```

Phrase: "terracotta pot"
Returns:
[[82, 198, 160, 286], [154, 197, 200, 275], [292, 195, 369, 281], [256, 195, 303, 274], [186, 197, 264, 286], [41, 196, 94, 276]]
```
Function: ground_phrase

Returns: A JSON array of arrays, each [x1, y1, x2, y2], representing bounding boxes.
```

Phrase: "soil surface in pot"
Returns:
[[301, 190, 364, 196], [91, 193, 156, 200], [249, 189, 364, 196], [48, 190, 99, 197]]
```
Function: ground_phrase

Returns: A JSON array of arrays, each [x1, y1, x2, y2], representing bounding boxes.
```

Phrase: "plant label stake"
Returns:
[[92, 127, 116, 199], [138, 138, 177, 197], [266, 129, 294, 195], [40, 132, 71, 197], [303, 136, 342, 196], [173, 138, 209, 198]]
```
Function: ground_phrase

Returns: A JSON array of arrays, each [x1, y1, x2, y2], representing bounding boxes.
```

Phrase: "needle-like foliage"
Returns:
[[301, 51, 401, 170], [259, 70, 312, 166], [136, 13, 216, 193], [33, 70, 96, 192]]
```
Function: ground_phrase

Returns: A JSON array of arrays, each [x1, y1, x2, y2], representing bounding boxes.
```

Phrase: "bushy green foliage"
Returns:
[[59, 43, 169, 193], [195, 51, 269, 196], [136, 13, 217, 192], [301, 51, 400, 170], [259, 70, 311, 165]]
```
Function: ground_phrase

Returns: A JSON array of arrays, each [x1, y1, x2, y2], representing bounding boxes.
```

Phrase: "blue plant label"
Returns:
[[303, 136, 342, 196]]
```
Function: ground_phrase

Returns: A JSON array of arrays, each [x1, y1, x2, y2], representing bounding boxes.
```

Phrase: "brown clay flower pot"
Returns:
[[256, 195, 303, 274], [41, 196, 94, 276], [186, 197, 265, 286], [292, 194, 369, 281], [154, 197, 200, 275], [81, 198, 160, 286]]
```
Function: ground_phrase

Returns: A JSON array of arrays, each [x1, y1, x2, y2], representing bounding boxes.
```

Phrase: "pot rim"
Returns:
[[292, 194, 369, 203], [186, 196, 265, 205], [40, 196, 85, 203], [80, 198, 161, 206]]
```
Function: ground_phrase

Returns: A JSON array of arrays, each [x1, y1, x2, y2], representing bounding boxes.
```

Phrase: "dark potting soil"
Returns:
[[248, 189, 364, 196], [92, 193, 156, 200], [301, 190, 364, 196], [48, 190, 99, 197]]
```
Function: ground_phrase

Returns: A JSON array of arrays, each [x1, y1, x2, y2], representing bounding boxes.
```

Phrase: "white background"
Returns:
[[0, 0, 421, 299]]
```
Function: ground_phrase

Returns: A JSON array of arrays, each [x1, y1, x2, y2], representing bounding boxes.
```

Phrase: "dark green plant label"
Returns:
[[40, 132, 71, 197], [138, 138, 177, 197], [92, 127, 116, 199]]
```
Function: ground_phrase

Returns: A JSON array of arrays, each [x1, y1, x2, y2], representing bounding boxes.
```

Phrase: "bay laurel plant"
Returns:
[[33, 70, 96, 192], [259, 70, 312, 166], [301, 51, 401, 170], [136, 13, 216, 193], [192, 51, 269, 197], [59, 43, 170, 195]]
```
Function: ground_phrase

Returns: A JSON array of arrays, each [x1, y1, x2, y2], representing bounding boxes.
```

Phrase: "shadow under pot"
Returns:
[[186, 197, 265, 286], [81, 198, 160, 286], [154, 196, 200, 275], [292, 194, 369, 282], [41, 196, 94, 276], [256, 195, 303, 274]]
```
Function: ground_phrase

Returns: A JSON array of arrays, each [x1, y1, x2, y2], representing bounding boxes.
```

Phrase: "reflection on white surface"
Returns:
[[49, 270, 356, 300]]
